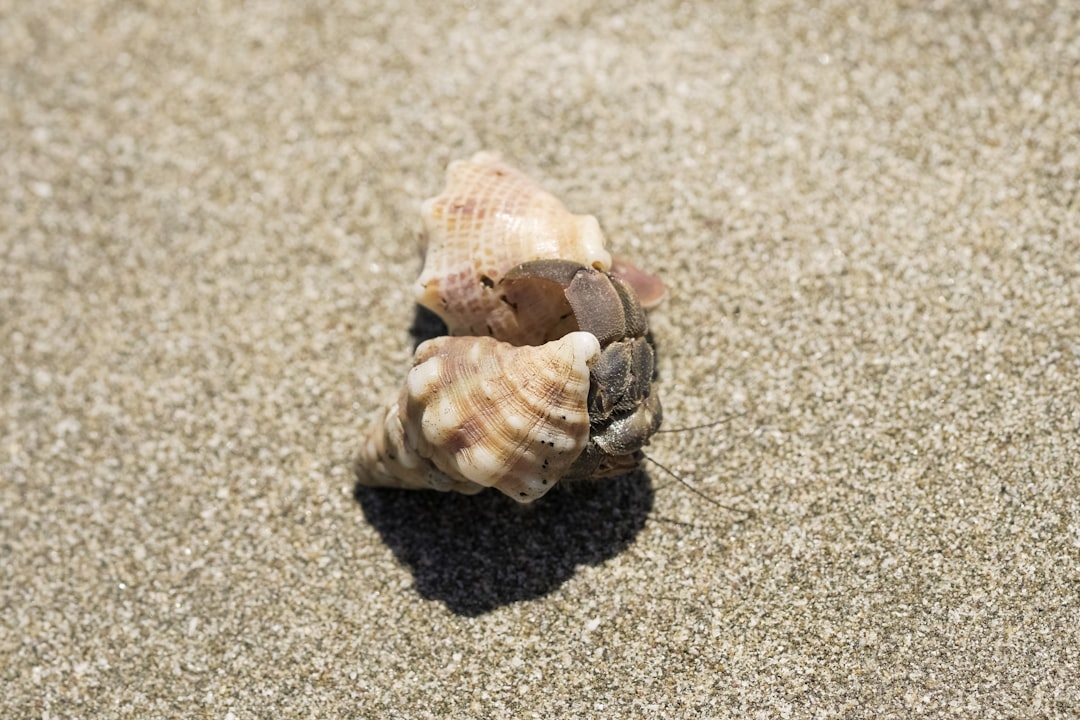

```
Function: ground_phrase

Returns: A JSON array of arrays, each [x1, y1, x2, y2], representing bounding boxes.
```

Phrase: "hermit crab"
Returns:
[[355, 152, 665, 502]]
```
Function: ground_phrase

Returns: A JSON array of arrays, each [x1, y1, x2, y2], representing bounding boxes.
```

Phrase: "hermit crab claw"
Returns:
[[499, 259, 647, 347]]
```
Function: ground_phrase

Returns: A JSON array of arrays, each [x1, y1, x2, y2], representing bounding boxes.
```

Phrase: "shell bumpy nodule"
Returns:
[[356, 152, 662, 503]]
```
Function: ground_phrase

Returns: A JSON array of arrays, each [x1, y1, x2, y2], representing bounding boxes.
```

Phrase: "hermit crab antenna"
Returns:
[[643, 454, 752, 518], [655, 412, 745, 434]]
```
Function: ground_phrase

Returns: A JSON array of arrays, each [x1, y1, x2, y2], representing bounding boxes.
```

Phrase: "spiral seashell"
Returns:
[[357, 153, 666, 503], [356, 331, 601, 502], [415, 151, 613, 345]]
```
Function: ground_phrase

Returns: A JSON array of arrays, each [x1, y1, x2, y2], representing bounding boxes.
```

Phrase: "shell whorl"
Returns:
[[356, 331, 601, 502], [415, 151, 613, 345]]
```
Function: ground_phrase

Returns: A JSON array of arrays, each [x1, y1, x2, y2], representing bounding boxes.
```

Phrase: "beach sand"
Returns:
[[3, 1, 1078, 717]]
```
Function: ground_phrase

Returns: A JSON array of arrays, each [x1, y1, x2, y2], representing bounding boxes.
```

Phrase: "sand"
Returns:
[[3, 1, 1078, 717]]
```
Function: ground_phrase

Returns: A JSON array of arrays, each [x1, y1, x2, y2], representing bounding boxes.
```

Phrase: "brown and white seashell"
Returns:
[[356, 153, 665, 503], [415, 151, 614, 346], [356, 331, 601, 502]]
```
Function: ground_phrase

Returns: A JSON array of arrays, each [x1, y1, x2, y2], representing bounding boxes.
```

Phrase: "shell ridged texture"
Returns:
[[415, 151, 613, 345], [356, 331, 601, 502]]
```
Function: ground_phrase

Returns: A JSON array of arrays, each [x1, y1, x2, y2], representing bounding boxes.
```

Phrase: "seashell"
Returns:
[[356, 331, 600, 502], [414, 151, 614, 345], [357, 153, 665, 503]]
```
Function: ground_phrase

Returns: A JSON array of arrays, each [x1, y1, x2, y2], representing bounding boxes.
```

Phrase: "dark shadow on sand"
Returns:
[[409, 304, 448, 350], [354, 472, 654, 616]]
